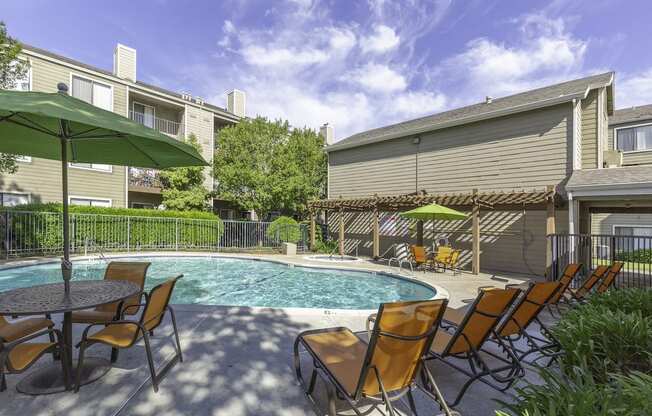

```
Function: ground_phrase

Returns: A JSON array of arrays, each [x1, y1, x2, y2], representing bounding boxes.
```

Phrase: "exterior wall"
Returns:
[[591, 212, 652, 234], [329, 103, 572, 198], [184, 105, 215, 190], [581, 89, 599, 169], [127, 191, 162, 208], [328, 208, 568, 276], [0, 54, 128, 207], [608, 121, 652, 166]]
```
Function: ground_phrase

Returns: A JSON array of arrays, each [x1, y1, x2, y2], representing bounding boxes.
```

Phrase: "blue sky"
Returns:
[[4, 0, 652, 140]]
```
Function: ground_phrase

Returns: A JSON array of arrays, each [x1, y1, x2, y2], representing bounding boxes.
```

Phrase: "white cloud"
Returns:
[[616, 69, 652, 108], [394, 91, 447, 117], [241, 45, 328, 68], [341, 63, 407, 93], [360, 25, 400, 54]]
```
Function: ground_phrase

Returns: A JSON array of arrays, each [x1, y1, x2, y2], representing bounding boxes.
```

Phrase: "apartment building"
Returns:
[[2, 43, 247, 217], [324, 72, 652, 276]]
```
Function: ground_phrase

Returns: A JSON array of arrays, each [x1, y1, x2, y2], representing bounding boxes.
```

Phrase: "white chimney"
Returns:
[[485, 95, 493, 104], [113, 44, 137, 82], [320, 123, 334, 146], [227, 89, 246, 117]]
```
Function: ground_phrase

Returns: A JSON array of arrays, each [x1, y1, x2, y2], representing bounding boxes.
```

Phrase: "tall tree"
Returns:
[[159, 134, 210, 211], [0, 22, 27, 174], [213, 117, 327, 218]]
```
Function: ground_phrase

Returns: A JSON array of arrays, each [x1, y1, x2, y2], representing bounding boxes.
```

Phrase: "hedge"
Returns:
[[615, 248, 652, 264], [265, 216, 302, 243], [3, 203, 223, 254]]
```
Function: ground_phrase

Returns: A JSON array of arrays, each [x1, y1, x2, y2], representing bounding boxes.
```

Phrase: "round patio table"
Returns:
[[0, 280, 141, 395]]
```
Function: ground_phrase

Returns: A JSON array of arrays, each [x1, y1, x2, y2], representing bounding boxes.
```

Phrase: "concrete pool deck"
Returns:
[[0, 252, 545, 415]]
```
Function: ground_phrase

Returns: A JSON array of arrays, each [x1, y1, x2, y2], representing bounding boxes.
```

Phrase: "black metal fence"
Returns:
[[548, 233, 652, 288]]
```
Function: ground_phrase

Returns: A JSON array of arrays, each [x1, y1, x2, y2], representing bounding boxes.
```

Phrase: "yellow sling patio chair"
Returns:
[[432, 247, 461, 274], [294, 299, 456, 416], [1, 326, 70, 392], [425, 287, 521, 406], [595, 262, 624, 294], [75, 275, 183, 393], [562, 265, 609, 304], [409, 245, 430, 271], [0, 315, 56, 347]]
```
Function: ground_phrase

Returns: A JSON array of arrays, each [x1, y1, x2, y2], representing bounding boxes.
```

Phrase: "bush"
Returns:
[[4, 203, 223, 253], [615, 248, 652, 263], [266, 216, 301, 243], [587, 288, 652, 317]]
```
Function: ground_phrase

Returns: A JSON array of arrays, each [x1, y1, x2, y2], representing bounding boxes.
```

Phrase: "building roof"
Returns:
[[566, 165, 652, 190], [21, 43, 239, 121], [328, 72, 615, 152], [609, 104, 652, 126]]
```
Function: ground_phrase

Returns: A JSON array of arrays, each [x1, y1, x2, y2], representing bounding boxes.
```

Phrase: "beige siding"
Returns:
[[581, 89, 598, 169], [591, 213, 652, 235], [608, 122, 652, 166], [329, 104, 572, 198], [0, 55, 128, 207], [184, 105, 214, 190], [329, 208, 569, 276]]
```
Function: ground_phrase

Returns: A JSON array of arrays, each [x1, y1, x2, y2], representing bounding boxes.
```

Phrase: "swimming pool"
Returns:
[[0, 256, 438, 310]]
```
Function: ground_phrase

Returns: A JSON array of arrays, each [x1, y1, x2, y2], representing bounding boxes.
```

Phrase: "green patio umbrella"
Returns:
[[400, 203, 467, 248], [0, 84, 208, 293]]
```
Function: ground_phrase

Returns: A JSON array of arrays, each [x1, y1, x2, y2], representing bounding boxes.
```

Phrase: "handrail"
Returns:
[[84, 237, 108, 262]]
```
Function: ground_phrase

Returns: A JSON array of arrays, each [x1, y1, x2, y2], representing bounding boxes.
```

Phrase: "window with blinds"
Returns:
[[71, 75, 112, 111], [616, 124, 652, 152]]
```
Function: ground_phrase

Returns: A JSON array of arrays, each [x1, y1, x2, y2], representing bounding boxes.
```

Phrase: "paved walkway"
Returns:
[[1, 253, 544, 416]]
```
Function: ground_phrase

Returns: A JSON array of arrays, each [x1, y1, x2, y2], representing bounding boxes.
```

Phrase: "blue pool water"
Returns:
[[0, 256, 436, 310]]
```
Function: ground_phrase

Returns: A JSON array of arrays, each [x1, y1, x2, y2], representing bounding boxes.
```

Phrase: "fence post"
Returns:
[[4, 211, 9, 260], [71, 215, 76, 254], [175, 218, 179, 251], [127, 217, 131, 253]]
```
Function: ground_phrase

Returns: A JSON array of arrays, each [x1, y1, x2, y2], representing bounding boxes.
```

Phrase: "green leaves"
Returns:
[[265, 216, 301, 243], [0, 21, 24, 174], [159, 134, 210, 211], [213, 117, 326, 218]]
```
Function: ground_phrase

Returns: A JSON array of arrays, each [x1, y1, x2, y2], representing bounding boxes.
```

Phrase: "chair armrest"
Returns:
[[4, 327, 62, 350]]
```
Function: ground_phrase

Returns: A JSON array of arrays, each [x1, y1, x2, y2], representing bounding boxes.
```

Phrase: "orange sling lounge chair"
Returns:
[[546, 263, 582, 315], [561, 265, 609, 305], [595, 262, 624, 294], [294, 299, 455, 416], [1, 326, 69, 392], [424, 288, 521, 406], [75, 275, 183, 393]]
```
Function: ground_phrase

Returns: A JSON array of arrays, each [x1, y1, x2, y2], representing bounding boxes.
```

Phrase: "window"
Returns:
[[9, 60, 30, 91], [71, 75, 113, 111], [69, 197, 111, 207], [70, 162, 112, 172], [15, 155, 31, 163], [132, 102, 155, 128], [615, 226, 652, 237], [130, 202, 155, 209], [616, 124, 652, 152], [0, 192, 29, 207]]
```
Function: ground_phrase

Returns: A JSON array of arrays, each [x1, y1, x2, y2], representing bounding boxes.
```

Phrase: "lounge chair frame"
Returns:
[[424, 289, 521, 406], [294, 300, 455, 416], [1, 327, 70, 392], [595, 262, 624, 294], [546, 263, 582, 317], [75, 275, 183, 393]]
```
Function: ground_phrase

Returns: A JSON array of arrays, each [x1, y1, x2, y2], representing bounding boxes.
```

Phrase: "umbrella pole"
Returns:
[[60, 133, 72, 294]]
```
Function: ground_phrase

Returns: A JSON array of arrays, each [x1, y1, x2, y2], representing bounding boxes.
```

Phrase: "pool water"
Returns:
[[0, 256, 436, 310]]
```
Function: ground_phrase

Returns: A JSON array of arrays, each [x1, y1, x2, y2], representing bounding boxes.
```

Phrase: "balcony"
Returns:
[[129, 167, 162, 193], [129, 110, 184, 139]]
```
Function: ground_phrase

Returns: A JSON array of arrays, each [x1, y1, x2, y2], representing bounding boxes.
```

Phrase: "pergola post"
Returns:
[[338, 207, 345, 256], [416, 220, 424, 246], [545, 185, 556, 278], [372, 202, 380, 259], [472, 188, 480, 275], [309, 210, 316, 251]]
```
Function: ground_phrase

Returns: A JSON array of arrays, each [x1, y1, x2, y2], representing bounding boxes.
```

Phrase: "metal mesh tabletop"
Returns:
[[0, 280, 140, 316]]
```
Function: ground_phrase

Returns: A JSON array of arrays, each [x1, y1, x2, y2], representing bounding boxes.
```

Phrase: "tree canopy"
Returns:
[[0, 22, 27, 174], [213, 117, 327, 218], [159, 134, 210, 211]]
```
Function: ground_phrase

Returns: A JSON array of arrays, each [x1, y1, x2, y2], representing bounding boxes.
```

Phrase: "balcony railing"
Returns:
[[129, 167, 162, 189], [129, 110, 183, 138]]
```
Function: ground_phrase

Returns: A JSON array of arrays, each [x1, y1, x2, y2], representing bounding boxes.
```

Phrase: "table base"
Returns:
[[16, 357, 111, 395]]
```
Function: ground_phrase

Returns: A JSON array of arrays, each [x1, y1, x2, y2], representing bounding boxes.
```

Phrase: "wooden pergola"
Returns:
[[308, 186, 557, 275]]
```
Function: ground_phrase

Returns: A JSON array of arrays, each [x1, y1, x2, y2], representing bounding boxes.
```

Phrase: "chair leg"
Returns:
[[142, 331, 159, 392], [74, 342, 88, 393], [407, 389, 419, 416], [0, 367, 6, 392], [324, 382, 338, 416], [110, 348, 119, 363], [168, 307, 183, 362]]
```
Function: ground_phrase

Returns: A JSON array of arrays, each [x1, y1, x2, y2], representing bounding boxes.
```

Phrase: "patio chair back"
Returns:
[[434, 246, 453, 264], [444, 288, 520, 355], [357, 298, 448, 396], [97, 262, 151, 315], [448, 250, 461, 267], [497, 282, 560, 338], [142, 275, 182, 331], [596, 262, 624, 294], [549, 263, 582, 304], [410, 245, 428, 264], [575, 265, 609, 299]]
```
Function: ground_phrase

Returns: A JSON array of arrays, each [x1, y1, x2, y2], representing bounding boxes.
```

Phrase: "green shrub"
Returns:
[[497, 368, 652, 416], [615, 248, 652, 263], [266, 216, 301, 243], [4, 203, 223, 253], [586, 288, 652, 317]]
